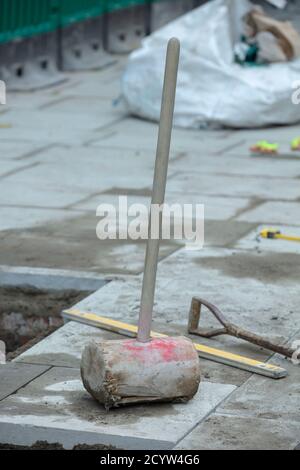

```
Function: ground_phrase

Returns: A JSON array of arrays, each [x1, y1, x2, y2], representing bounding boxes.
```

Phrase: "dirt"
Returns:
[[102, 187, 152, 197], [0, 286, 91, 353], [0, 441, 116, 450]]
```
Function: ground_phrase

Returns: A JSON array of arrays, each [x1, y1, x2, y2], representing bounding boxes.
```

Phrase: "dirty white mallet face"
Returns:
[[81, 336, 201, 409]]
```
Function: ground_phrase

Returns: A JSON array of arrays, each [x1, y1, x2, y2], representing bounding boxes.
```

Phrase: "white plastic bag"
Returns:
[[122, 0, 300, 129]]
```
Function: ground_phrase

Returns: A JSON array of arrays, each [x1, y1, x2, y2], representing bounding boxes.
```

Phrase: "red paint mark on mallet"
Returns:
[[123, 337, 193, 363]]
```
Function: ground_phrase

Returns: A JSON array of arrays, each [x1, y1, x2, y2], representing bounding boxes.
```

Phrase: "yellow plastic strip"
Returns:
[[260, 229, 300, 243], [63, 308, 287, 379], [277, 234, 300, 243]]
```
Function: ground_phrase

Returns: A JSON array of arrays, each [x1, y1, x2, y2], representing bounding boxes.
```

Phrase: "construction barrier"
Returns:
[[105, 1, 150, 53], [0, 0, 200, 87], [0, 0, 63, 90], [0, 0, 58, 44], [59, 0, 112, 71]]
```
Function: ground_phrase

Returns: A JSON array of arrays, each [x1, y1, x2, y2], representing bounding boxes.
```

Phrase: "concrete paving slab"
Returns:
[[66, 78, 122, 101], [0, 366, 236, 449], [224, 124, 300, 143], [14, 321, 122, 367], [88, 118, 238, 152], [0, 141, 47, 161], [0, 265, 109, 282], [11, 145, 158, 194], [175, 413, 300, 450], [0, 270, 107, 292], [72, 246, 300, 337], [0, 160, 31, 178], [167, 172, 300, 201], [58, 71, 123, 100], [236, 224, 300, 255], [222, 138, 300, 159], [169, 150, 300, 178], [166, 193, 252, 221], [210, 125, 300, 158], [33, 141, 158, 165], [203, 220, 257, 247], [6, 92, 64, 111], [0, 180, 87, 209], [0, 110, 119, 145], [236, 201, 300, 226], [0, 212, 179, 274], [0, 363, 50, 401], [217, 354, 300, 424], [0, 206, 84, 232], [73, 193, 150, 211], [72, 191, 251, 222], [44, 96, 128, 120], [45, 62, 124, 102]]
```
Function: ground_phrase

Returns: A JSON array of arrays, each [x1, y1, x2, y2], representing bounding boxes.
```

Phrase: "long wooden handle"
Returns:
[[137, 38, 180, 343]]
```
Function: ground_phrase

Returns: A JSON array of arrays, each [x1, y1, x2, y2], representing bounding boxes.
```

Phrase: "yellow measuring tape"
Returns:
[[63, 308, 287, 380], [260, 228, 300, 243]]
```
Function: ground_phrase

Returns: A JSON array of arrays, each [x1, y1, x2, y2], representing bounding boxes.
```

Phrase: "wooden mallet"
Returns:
[[81, 38, 201, 409]]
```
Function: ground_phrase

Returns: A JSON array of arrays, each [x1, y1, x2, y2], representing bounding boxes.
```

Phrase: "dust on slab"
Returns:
[[194, 251, 300, 283]]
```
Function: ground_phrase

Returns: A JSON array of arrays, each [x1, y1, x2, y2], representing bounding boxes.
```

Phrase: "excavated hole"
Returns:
[[0, 285, 93, 358]]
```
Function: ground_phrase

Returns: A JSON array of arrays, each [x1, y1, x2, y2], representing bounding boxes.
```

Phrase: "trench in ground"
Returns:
[[0, 272, 107, 359]]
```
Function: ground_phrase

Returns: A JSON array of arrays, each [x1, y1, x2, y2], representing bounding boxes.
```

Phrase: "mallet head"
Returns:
[[81, 336, 201, 409]]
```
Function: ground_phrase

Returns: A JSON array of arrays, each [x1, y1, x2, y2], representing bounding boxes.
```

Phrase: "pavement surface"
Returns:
[[0, 57, 299, 450]]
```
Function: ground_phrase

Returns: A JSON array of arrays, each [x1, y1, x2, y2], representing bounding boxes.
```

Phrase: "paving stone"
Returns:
[[0, 110, 119, 145], [167, 172, 300, 201], [236, 201, 300, 226], [167, 193, 252, 221], [14, 321, 121, 367], [73, 191, 250, 222], [0, 142, 171, 210], [222, 138, 300, 159], [6, 91, 62, 111], [0, 141, 45, 161], [88, 118, 237, 152], [0, 366, 236, 449], [0, 270, 107, 292], [169, 150, 300, 178], [0, 207, 82, 232], [224, 124, 300, 145], [11, 145, 159, 194], [175, 413, 300, 450], [0, 363, 49, 401], [44, 96, 128, 120], [73, 193, 151, 211], [61, 74, 123, 100], [73, 246, 300, 337], [218, 354, 300, 424], [0, 180, 86, 208], [0, 211, 179, 274], [0, 160, 30, 178], [236, 224, 300, 255]]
